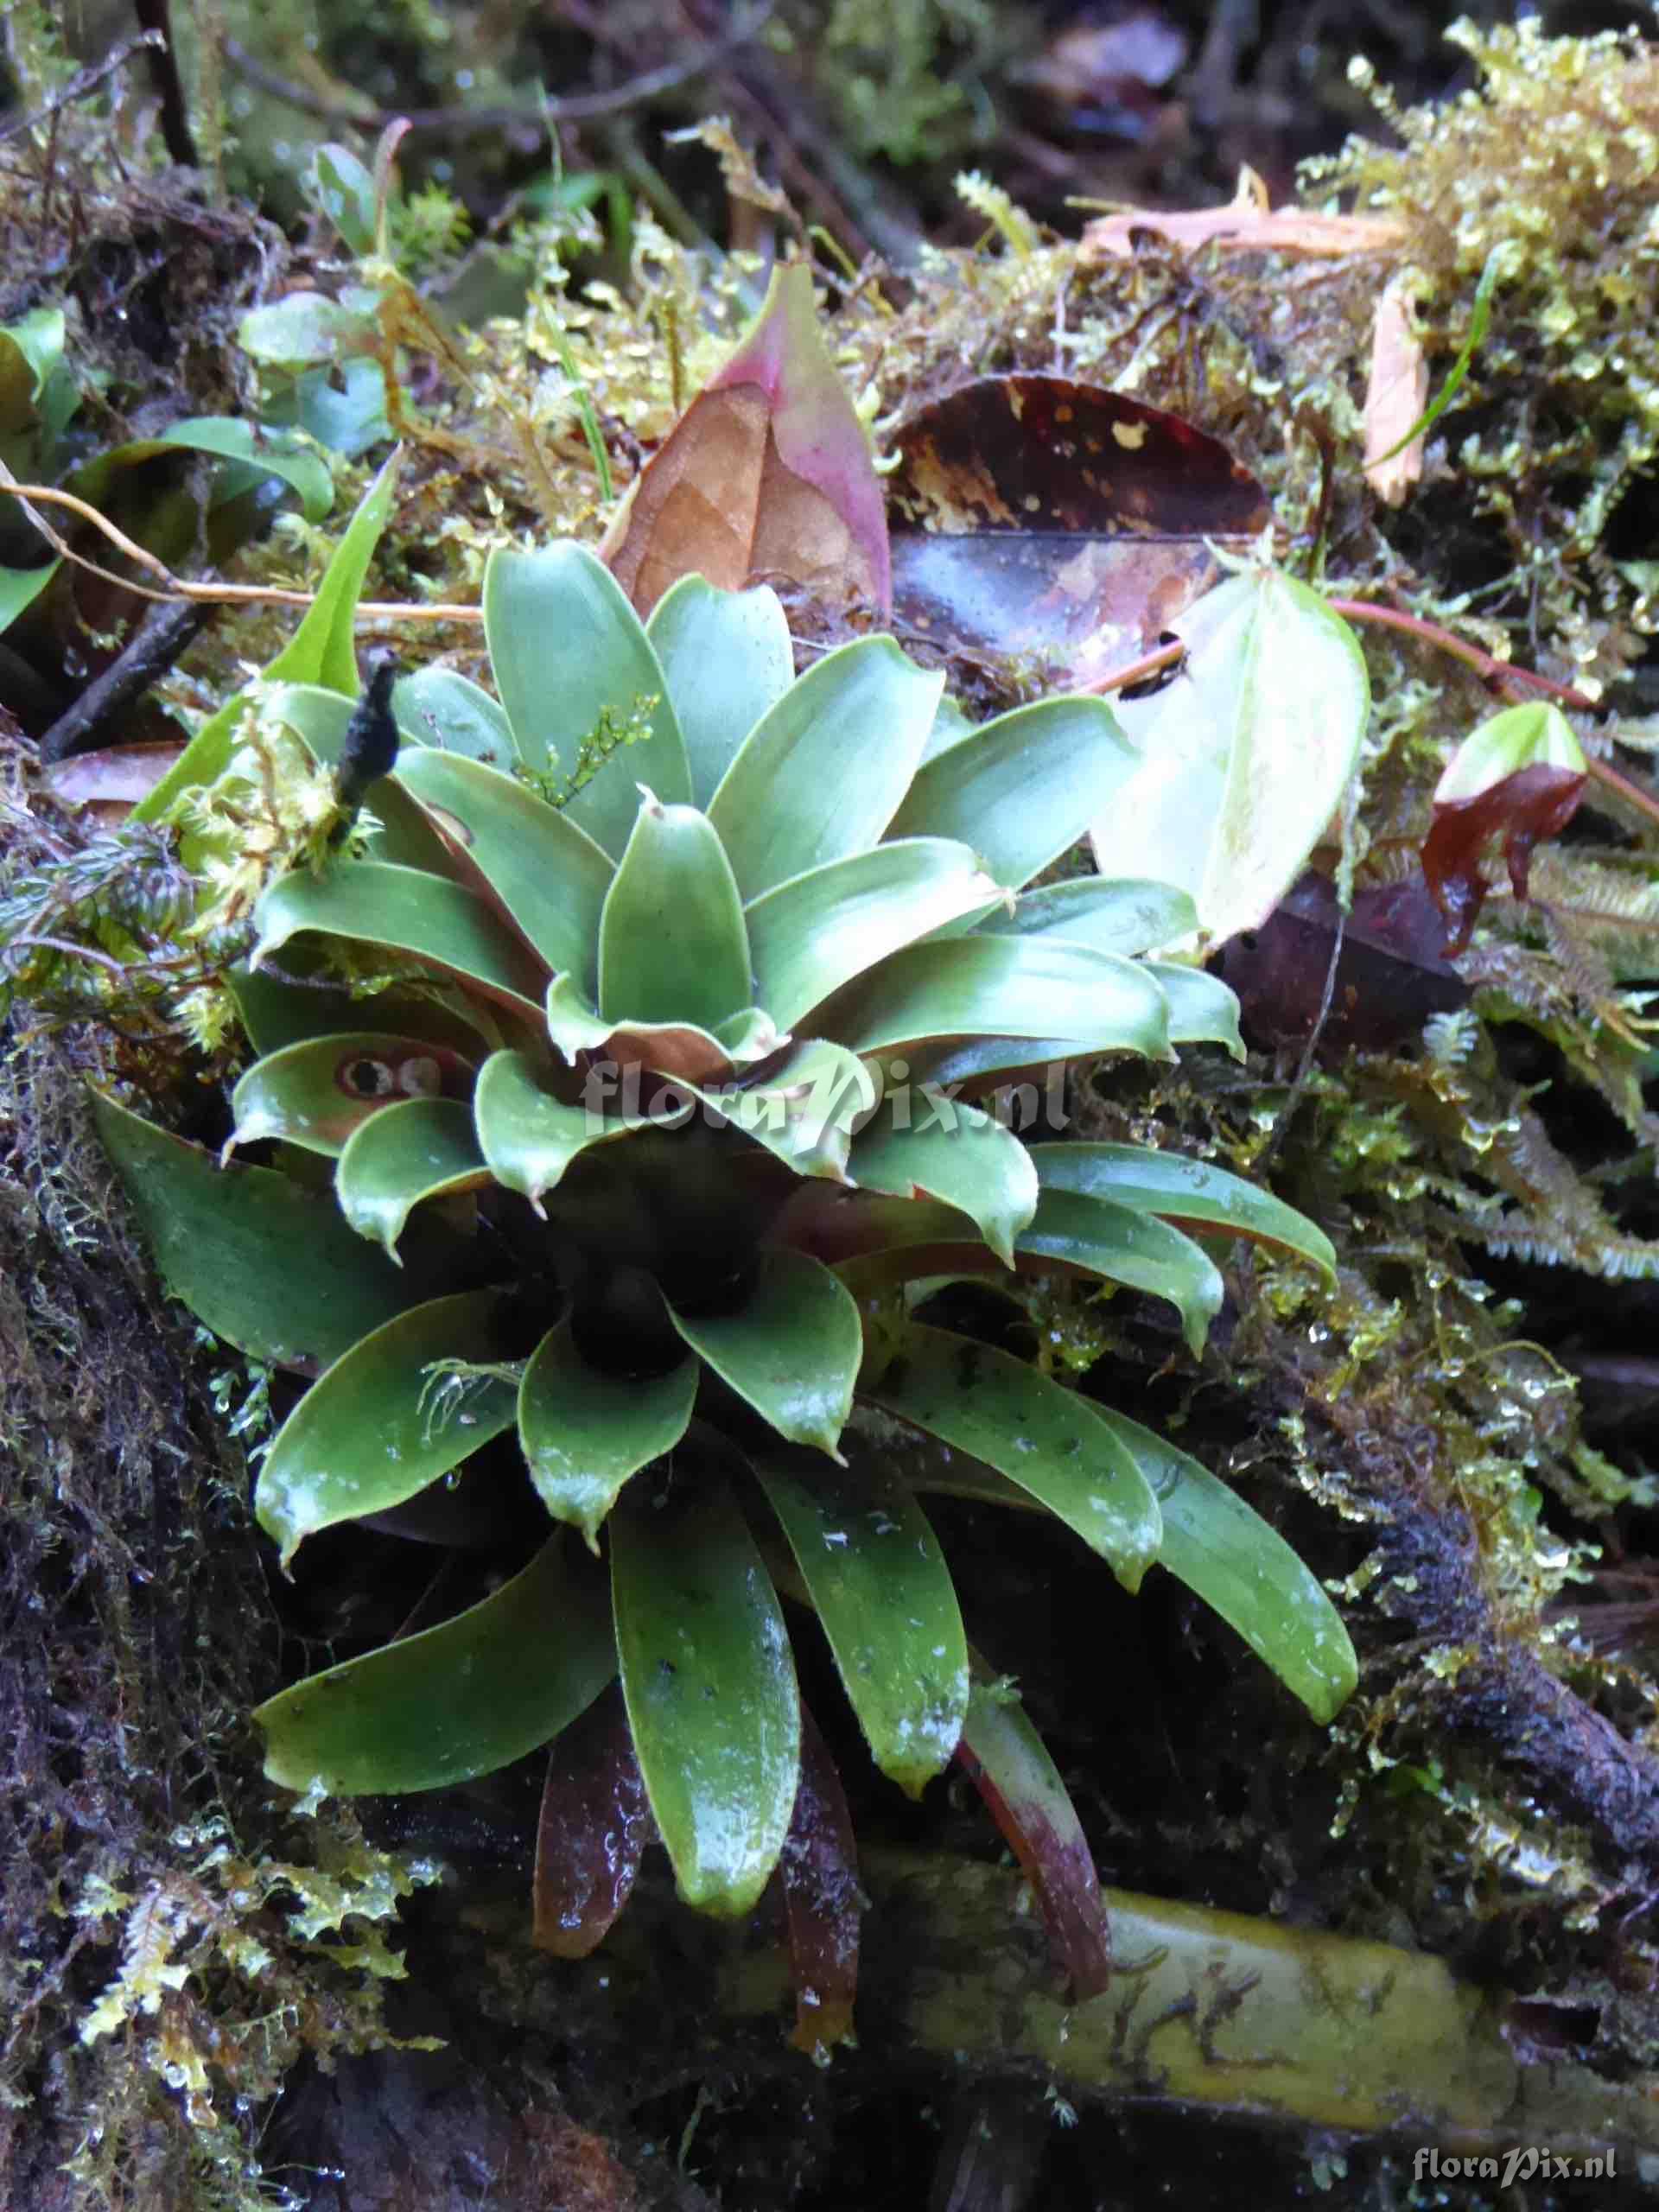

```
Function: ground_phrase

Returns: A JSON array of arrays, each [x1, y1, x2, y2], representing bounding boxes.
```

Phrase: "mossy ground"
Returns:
[[5, 10, 1659, 2207]]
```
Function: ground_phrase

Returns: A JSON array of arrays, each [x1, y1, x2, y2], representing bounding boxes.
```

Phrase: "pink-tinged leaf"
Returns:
[[1423, 764, 1586, 955], [601, 261, 889, 618], [532, 1683, 654, 1959], [955, 1675, 1111, 2002], [778, 1701, 862, 2054]]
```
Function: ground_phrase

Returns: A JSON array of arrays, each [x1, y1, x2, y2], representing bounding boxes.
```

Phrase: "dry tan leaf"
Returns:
[[1078, 165, 1409, 264], [1362, 273, 1430, 505]]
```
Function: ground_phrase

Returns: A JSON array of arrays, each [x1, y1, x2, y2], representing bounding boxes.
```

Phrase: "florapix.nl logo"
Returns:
[[1414, 2145, 1618, 2187], [577, 1052, 1069, 1145]]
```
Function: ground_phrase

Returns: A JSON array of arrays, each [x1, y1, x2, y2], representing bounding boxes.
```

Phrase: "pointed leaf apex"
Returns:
[[713, 262, 891, 619]]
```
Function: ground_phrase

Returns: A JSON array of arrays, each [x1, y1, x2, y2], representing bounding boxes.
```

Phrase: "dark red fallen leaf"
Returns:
[[1422, 763, 1586, 956], [531, 1684, 653, 1958], [776, 1700, 861, 2053], [1217, 868, 1470, 1052], [888, 374, 1269, 684]]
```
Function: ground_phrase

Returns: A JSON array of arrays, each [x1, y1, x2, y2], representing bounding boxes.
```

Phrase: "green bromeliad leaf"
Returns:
[[824, 937, 1172, 1062], [708, 637, 944, 899], [816, 1182, 1228, 1357], [909, 1032, 1096, 1090], [92, 1092, 415, 1370], [392, 664, 516, 766], [1016, 1187, 1223, 1357], [1142, 962, 1245, 1056], [543, 976, 782, 1083], [334, 1097, 487, 1255], [228, 1031, 474, 1156], [745, 838, 998, 1029], [1031, 1143, 1338, 1279], [483, 543, 688, 850], [693, 1039, 875, 1182], [256, 1290, 518, 1567], [645, 576, 794, 807], [597, 794, 751, 1030], [1091, 1408, 1357, 1722], [161, 415, 334, 521], [849, 1098, 1038, 1268], [134, 450, 399, 829], [899, 1443, 1356, 1726], [256, 1536, 615, 1794], [393, 747, 613, 979], [474, 1048, 646, 1210], [887, 696, 1135, 891], [866, 1324, 1161, 1591], [612, 1478, 800, 1915], [976, 876, 1197, 957], [519, 1317, 698, 1545], [666, 1249, 861, 1458], [252, 861, 547, 1020], [753, 1451, 968, 1797]]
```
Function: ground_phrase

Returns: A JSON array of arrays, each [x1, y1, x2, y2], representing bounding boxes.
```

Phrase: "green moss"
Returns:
[[1313, 19, 1659, 694], [0, 1035, 436, 2209]]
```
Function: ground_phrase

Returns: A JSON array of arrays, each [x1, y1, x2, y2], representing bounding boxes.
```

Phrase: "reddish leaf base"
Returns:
[[532, 1685, 653, 1958], [954, 1720, 1113, 2003], [1422, 764, 1586, 956], [776, 1702, 862, 2054]]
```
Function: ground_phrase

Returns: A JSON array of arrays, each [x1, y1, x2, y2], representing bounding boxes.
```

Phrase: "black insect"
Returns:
[[333, 651, 402, 816], [1119, 632, 1189, 701]]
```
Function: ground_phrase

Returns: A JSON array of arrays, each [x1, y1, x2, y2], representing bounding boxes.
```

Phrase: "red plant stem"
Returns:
[[1084, 638, 1186, 696], [1586, 756, 1659, 832], [1326, 596, 1659, 836]]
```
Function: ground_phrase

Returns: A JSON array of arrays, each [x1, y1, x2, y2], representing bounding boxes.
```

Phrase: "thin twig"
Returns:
[[0, 474, 483, 622], [39, 601, 208, 766], [0, 29, 164, 145], [1325, 596, 1546, 693], [1329, 595, 1659, 835], [1083, 638, 1187, 696], [222, 3, 775, 138], [672, 0, 920, 265], [4, 934, 130, 978], [1260, 908, 1346, 1170], [1583, 755, 1659, 834]]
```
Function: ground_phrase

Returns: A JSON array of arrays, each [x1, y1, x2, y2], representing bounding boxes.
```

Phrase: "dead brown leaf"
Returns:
[[41, 741, 186, 827]]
